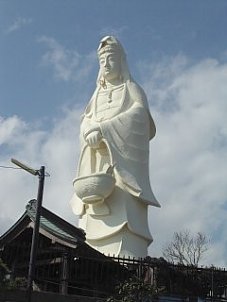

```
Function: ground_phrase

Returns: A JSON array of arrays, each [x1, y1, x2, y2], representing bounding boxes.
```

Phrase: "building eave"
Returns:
[[0, 199, 86, 249]]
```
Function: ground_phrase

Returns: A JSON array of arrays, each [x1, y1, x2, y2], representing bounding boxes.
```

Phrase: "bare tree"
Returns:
[[162, 230, 209, 266]]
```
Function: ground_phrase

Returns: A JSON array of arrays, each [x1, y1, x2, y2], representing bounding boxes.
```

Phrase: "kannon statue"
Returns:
[[70, 36, 160, 258]]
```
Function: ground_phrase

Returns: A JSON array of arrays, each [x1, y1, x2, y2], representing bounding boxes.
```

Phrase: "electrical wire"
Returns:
[[0, 165, 50, 177], [0, 165, 21, 169]]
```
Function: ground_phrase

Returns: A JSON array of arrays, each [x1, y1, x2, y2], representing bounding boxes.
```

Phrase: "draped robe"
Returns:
[[70, 80, 160, 257]]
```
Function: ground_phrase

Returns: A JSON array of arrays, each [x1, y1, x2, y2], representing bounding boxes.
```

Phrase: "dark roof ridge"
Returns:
[[0, 199, 86, 248], [26, 199, 86, 241]]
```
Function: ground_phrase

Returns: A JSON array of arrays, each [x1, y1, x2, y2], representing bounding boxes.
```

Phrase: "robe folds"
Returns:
[[70, 80, 160, 256]]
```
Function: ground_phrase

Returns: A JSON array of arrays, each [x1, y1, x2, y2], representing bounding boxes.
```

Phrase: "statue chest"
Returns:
[[95, 85, 125, 121]]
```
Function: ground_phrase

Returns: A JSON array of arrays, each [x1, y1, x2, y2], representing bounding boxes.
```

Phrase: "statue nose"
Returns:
[[104, 58, 109, 67]]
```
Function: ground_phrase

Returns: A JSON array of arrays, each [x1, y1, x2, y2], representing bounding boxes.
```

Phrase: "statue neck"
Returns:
[[103, 78, 123, 89]]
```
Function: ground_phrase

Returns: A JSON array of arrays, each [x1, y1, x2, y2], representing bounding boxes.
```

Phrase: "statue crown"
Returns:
[[97, 36, 124, 57]]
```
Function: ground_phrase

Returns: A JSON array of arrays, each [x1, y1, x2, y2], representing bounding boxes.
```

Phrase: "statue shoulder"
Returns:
[[127, 81, 148, 107]]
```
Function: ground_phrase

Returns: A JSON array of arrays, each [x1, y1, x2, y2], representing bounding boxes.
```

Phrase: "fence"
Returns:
[[1, 242, 227, 301]]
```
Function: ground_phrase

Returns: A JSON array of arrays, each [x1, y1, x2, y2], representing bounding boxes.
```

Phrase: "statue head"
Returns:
[[96, 36, 131, 87]]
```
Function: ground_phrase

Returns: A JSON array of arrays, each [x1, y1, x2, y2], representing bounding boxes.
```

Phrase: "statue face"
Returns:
[[99, 51, 121, 82]]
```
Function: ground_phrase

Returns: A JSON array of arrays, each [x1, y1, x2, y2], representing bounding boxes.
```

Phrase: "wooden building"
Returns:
[[2, 200, 227, 301], [0, 199, 124, 298]]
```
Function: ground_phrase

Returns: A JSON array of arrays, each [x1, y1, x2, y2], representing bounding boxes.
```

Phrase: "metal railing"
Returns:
[[1, 243, 227, 301]]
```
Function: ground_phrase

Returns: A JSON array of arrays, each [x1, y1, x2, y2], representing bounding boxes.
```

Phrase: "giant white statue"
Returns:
[[70, 36, 160, 258]]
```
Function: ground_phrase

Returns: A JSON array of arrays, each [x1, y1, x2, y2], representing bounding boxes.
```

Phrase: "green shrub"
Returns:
[[106, 276, 156, 302]]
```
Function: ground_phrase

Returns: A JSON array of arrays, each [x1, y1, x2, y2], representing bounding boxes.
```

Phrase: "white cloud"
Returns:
[[5, 17, 32, 34], [0, 108, 82, 235], [38, 36, 96, 82], [0, 116, 26, 144], [145, 56, 227, 266]]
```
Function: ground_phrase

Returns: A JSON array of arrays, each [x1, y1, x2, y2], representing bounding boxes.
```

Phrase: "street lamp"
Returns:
[[11, 158, 46, 302]]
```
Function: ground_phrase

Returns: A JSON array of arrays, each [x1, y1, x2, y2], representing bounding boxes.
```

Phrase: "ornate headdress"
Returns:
[[97, 36, 125, 57]]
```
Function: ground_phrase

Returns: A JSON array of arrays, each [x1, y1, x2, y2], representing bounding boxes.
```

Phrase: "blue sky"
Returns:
[[1, 0, 227, 266], [2, 0, 227, 121]]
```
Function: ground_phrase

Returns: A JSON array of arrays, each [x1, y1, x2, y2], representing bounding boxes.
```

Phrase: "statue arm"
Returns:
[[80, 116, 103, 149], [99, 101, 150, 156], [80, 90, 103, 146]]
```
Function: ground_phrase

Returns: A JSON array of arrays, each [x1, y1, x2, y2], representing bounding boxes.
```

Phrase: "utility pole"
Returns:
[[11, 159, 46, 302]]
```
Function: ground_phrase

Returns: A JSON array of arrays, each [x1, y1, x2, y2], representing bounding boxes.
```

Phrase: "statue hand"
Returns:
[[85, 130, 102, 148], [83, 124, 101, 139]]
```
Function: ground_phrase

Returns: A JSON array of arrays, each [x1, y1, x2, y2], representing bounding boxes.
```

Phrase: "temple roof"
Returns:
[[0, 199, 86, 249]]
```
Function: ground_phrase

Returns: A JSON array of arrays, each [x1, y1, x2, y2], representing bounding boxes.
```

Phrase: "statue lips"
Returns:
[[104, 68, 111, 74]]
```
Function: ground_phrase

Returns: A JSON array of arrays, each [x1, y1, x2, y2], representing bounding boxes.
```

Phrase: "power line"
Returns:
[[0, 165, 21, 170], [0, 165, 50, 177]]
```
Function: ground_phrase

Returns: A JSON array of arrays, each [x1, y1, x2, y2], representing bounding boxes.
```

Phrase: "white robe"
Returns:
[[70, 80, 160, 257]]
